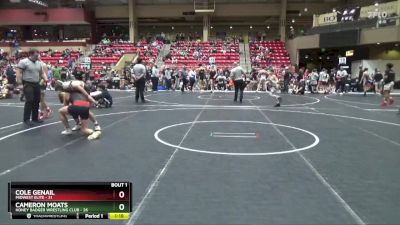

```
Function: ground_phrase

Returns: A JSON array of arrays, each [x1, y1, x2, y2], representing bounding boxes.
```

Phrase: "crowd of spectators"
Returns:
[[164, 40, 240, 69], [1, 38, 397, 103]]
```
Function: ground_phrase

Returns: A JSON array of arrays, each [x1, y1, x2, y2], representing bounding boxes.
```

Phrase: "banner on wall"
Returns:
[[317, 12, 338, 26], [339, 57, 347, 65], [337, 7, 361, 22], [360, 1, 399, 19]]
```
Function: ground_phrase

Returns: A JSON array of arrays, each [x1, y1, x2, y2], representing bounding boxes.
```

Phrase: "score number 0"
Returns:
[[118, 191, 125, 211]]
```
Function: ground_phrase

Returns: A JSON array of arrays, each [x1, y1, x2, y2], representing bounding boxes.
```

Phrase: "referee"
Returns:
[[132, 58, 146, 103], [16, 49, 48, 126], [230, 62, 246, 103]]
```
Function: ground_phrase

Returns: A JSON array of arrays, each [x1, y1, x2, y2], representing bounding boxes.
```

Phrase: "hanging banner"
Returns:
[[360, 1, 399, 19], [317, 12, 338, 26], [337, 7, 361, 22], [339, 57, 347, 65]]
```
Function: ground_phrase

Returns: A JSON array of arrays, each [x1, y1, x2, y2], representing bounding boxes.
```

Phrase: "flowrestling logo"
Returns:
[[360, 1, 398, 19]]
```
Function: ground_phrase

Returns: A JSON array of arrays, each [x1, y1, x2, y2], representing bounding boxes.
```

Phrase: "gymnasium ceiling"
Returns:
[[0, 0, 355, 8], [1, 0, 394, 8]]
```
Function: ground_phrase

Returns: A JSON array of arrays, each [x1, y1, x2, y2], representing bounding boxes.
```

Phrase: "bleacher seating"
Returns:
[[249, 41, 290, 68], [90, 41, 163, 72], [39, 50, 80, 67], [165, 41, 240, 68]]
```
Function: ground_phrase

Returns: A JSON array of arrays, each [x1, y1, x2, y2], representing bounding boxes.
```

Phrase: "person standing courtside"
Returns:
[[132, 58, 146, 103], [164, 66, 172, 90], [231, 62, 246, 103], [151, 64, 159, 92], [16, 49, 48, 126]]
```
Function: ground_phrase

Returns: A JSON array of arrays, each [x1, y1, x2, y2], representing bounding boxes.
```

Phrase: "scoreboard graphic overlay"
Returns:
[[8, 182, 132, 220]]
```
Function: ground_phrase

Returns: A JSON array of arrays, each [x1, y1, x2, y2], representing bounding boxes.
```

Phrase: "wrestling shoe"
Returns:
[[388, 98, 394, 105], [61, 128, 72, 135], [71, 125, 81, 131], [94, 124, 101, 131]]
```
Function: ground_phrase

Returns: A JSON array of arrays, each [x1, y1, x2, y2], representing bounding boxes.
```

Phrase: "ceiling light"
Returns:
[[250, 26, 253, 29], [267, 26, 270, 29], [230, 26, 233, 29], [210, 26, 213, 29], [395, 43, 399, 47], [375, 2, 379, 7], [377, 42, 380, 45], [304, 8, 308, 12], [171, 26, 174, 30], [298, 12, 302, 16], [292, 19, 295, 23]]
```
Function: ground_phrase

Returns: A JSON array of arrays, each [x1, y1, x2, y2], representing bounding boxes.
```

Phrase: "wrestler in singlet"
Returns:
[[68, 91, 90, 121]]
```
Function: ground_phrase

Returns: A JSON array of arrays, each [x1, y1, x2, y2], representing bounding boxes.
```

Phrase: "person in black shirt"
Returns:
[[60, 67, 68, 81], [73, 67, 82, 81], [180, 67, 189, 93], [357, 65, 363, 92], [197, 64, 206, 90], [97, 84, 113, 108], [381, 63, 395, 107], [373, 68, 383, 94], [6, 64, 16, 86], [283, 67, 291, 93], [297, 68, 304, 83]]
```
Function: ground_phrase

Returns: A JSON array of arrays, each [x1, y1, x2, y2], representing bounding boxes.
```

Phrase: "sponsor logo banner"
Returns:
[[317, 12, 338, 26]]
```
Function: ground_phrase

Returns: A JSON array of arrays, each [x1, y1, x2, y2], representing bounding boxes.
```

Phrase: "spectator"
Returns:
[[151, 65, 159, 91], [373, 68, 383, 94]]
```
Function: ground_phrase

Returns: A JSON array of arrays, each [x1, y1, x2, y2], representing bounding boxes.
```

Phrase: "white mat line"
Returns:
[[127, 99, 211, 225], [252, 101, 366, 225], [0, 113, 136, 177], [323, 96, 367, 110], [0, 122, 22, 131], [211, 132, 257, 138], [212, 135, 257, 138], [364, 108, 399, 112]]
